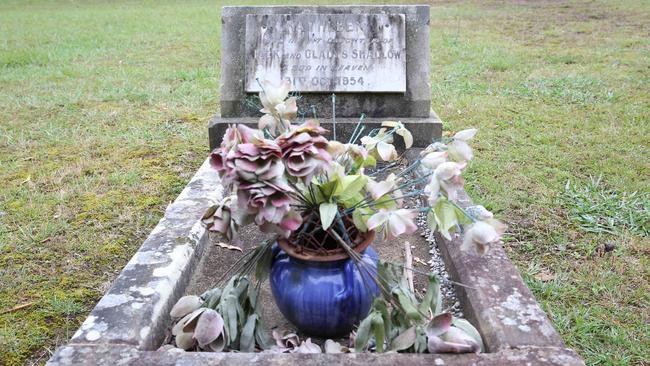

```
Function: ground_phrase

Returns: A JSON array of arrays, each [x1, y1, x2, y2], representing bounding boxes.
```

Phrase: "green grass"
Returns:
[[0, 1, 648, 365]]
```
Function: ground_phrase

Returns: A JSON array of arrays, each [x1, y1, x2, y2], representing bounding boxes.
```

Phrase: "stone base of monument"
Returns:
[[47, 156, 585, 366], [208, 112, 443, 151]]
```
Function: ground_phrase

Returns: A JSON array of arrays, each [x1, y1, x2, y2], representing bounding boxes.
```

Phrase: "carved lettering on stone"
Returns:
[[245, 14, 406, 93]]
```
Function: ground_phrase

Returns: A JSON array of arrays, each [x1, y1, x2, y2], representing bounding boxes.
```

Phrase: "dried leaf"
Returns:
[[413, 256, 427, 266], [534, 271, 556, 282], [216, 242, 243, 252]]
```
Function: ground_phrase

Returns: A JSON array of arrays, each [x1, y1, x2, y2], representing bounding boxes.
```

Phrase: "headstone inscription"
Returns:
[[209, 5, 442, 149], [245, 14, 406, 93]]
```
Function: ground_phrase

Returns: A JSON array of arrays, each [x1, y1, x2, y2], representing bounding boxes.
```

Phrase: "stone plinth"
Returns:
[[208, 113, 443, 150]]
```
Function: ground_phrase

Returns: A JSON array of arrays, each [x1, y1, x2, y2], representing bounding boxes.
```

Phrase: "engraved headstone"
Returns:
[[210, 6, 442, 149], [244, 14, 406, 92]]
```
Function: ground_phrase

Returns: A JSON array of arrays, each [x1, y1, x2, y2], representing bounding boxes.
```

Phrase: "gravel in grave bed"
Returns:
[[166, 208, 461, 350]]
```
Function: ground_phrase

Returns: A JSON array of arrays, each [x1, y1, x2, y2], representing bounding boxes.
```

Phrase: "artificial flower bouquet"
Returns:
[[165, 78, 505, 353]]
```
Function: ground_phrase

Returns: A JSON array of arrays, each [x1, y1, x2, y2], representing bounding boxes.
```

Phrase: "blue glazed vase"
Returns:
[[270, 242, 380, 337]]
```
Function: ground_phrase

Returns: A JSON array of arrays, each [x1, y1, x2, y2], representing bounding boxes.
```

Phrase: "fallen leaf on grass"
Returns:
[[534, 271, 556, 282], [216, 242, 242, 252]]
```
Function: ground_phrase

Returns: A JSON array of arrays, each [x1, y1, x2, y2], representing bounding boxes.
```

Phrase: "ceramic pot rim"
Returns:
[[277, 230, 376, 262]]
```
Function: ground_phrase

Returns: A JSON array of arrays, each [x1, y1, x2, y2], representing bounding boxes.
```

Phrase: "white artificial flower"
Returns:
[[366, 208, 417, 240], [421, 151, 448, 170], [424, 175, 441, 206], [453, 129, 478, 141], [381, 121, 413, 148], [360, 135, 398, 162], [433, 161, 467, 200], [447, 139, 473, 162], [461, 220, 506, 255], [448, 129, 478, 163], [366, 173, 398, 199]]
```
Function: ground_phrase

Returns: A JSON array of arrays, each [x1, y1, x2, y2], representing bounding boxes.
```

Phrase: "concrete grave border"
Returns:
[[48, 157, 585, 365]]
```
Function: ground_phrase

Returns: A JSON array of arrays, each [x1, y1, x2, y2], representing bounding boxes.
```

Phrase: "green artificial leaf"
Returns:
[[354, 311, 374, 352], [364, 155, 377, 167], [336, 175, 368, 201], [234, 276, 250, 300], [306, 183, 325, 205], [377, 261, 400, 293], [373, 298, 392, 337], [373, 195, 398, 210], [394, 287, 422, 322], [433, 198, 460, 240], [247, 286, 258, 311], [453, 204, 473, 226], [371, 311, 386, 352], [319, 202, 338, 230], [255, 242, 274, 282], [319, 179, 340, 200], [254, 317, 274, 350], [352, 207, 369, 232], [414, 325, 428, 353], [389, 326, 416, 352], [239, 314, 258, 352], [221, 294, 239, 346], [452, 318, 485, 352], [203, 288, 222, 309], [418, 275, 442, 315], [340, 192, 364, 208]]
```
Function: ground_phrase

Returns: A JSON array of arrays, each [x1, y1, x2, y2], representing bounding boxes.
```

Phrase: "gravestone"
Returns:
[[209, 5, 442, 150]]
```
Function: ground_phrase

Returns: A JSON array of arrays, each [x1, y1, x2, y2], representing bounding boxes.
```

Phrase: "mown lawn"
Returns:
[[0, 1, 648, 365]]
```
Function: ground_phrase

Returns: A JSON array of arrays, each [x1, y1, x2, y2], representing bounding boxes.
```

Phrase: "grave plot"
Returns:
[[48, 5, 585, 365]]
